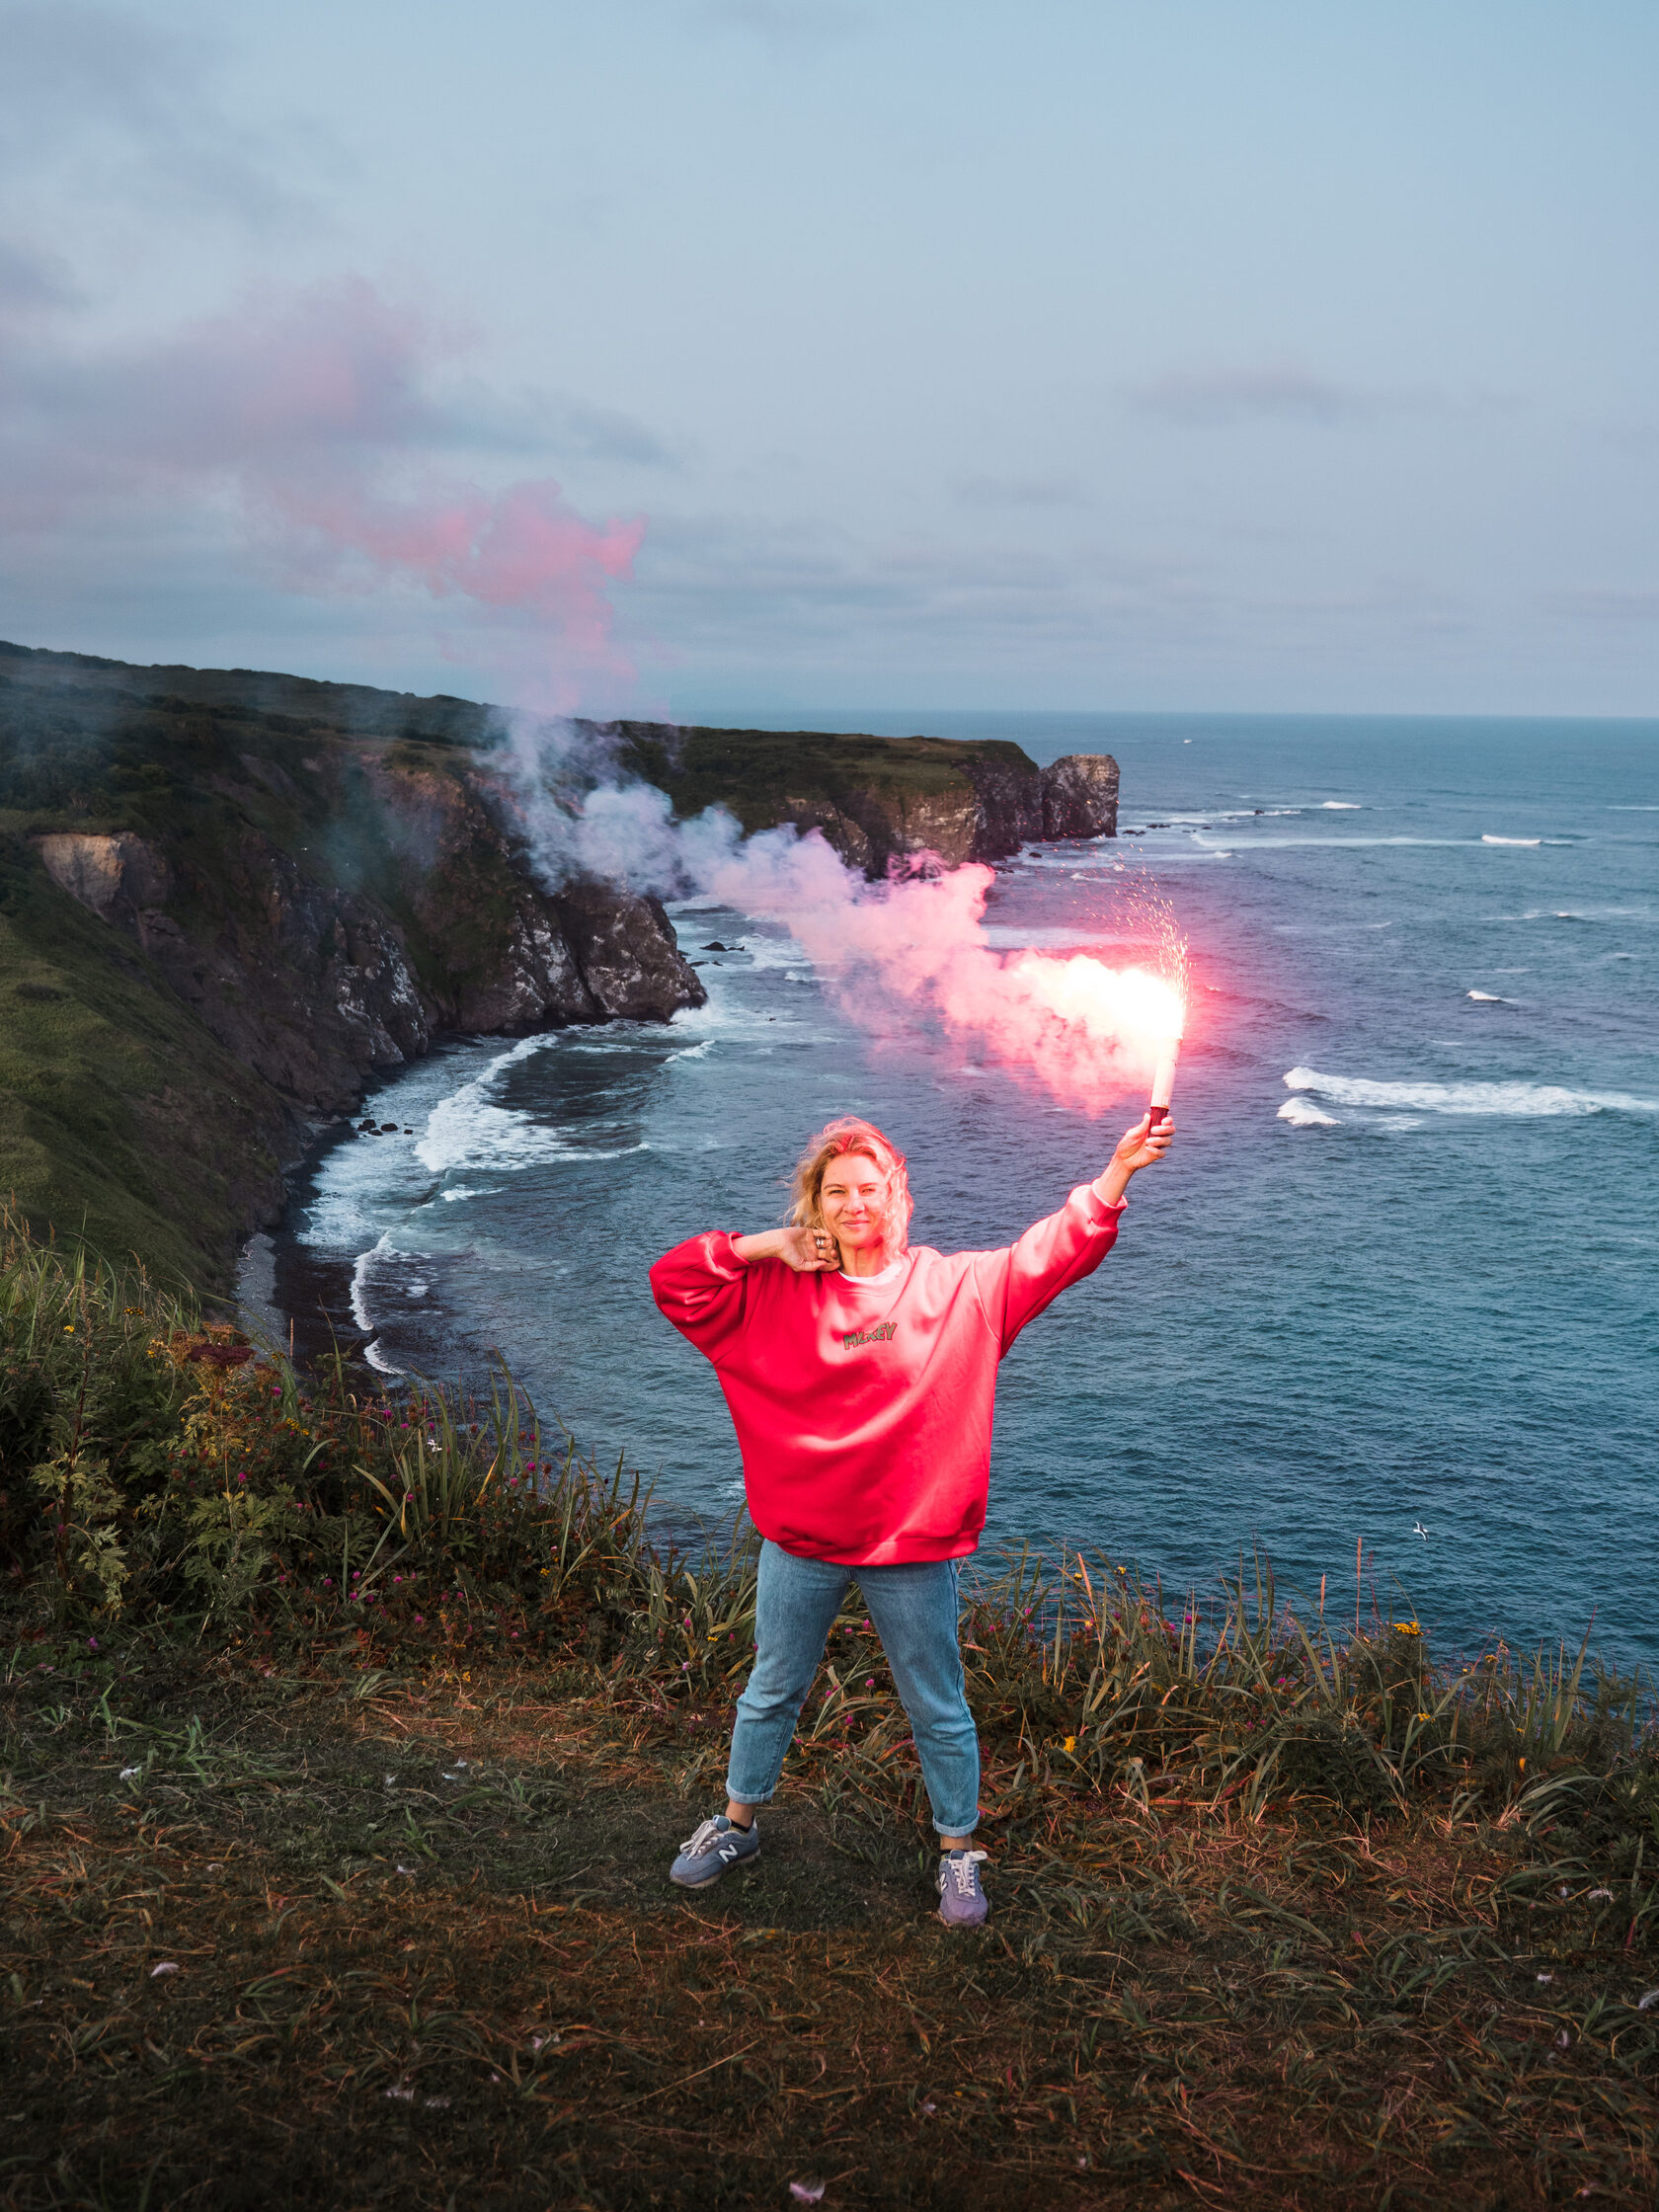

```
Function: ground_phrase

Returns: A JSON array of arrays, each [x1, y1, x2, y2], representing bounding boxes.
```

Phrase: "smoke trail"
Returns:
[[698, 827, 1184, 1109], [494, 720, 1184, 1110]]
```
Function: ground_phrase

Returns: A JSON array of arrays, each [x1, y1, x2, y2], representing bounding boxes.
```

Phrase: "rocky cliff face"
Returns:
[[2, 641, 1122, 1289], [31, 756, 703, 1119], [1039, 753, 1120, 841], [2, 643, 706, 1282]]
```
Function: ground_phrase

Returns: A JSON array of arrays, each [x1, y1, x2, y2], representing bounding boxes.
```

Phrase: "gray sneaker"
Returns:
[[670, 1813, 760, 1889], [936, 1848, 988, 1927]]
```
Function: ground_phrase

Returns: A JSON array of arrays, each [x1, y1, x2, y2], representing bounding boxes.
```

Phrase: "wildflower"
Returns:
[[789, 2184, 826, 2205], [1392, 1621, 1423, 1636]]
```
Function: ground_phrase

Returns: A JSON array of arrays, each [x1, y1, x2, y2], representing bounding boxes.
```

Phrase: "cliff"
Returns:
[[608, 722, 1118, 874], [0, 644, 1118, 1290], [0, 643, 703, 1290]]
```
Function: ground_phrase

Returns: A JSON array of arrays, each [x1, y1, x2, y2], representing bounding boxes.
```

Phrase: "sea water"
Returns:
[[250, 716, 1659, 1672]]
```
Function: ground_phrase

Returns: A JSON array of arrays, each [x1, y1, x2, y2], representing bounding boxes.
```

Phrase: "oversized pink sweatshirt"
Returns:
[[648, 1185, 1124, 1566]]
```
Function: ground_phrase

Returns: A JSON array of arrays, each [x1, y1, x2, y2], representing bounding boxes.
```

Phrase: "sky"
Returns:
[[1, 0, 1656, 720]]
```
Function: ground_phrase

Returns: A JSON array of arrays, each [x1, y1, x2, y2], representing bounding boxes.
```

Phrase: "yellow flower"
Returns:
[[1063, 1735, 1076, 1754], [1391, 1621, 1422, 1635]]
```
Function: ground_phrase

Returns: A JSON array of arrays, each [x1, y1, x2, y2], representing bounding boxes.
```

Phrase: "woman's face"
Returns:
[[819, 1152, 888, 1256]]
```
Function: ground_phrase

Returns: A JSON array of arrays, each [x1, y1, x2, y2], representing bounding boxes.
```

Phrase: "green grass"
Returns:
[[613, 720, 1039, 856], [0, 836, 290, 1296], [1, 1216, 1656, 2205]]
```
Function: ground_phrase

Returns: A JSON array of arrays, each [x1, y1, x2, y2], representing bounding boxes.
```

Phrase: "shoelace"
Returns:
[[680, 1818, 724, 1855], [944, 1849, 988, 1896]]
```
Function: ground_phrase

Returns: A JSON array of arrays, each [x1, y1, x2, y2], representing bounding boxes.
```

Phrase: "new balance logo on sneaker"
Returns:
[[669, 1813, 761, 1888]]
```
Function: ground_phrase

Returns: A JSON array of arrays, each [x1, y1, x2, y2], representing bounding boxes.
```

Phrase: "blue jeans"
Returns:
[[726, 1539, 980, 1837]]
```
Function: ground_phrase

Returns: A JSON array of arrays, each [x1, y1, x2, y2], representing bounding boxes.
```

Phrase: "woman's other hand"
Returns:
[[734, 1225, 838, 1271], [1092, 1113, 1175, 1207]]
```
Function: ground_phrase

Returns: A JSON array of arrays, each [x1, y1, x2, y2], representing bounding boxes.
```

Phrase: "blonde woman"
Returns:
[[649, 1108, 1173, 1926]]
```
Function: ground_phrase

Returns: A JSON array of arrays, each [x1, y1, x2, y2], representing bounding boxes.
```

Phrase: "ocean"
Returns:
[[246, 715, 1659, 1674]]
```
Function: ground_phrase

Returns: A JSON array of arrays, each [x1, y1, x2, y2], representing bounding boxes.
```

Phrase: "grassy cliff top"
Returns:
[[611, 719, 1039, 837]]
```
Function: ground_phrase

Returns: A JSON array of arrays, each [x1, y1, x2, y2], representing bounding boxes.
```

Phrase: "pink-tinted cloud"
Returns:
[[0, 276, 645, 699]]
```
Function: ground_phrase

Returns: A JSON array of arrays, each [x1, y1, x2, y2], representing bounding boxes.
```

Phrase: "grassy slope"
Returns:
[[0, 645, 498, 1290], [4, 1635, 1656, 2210], [0, 834, 289, 1295], [614, 721, 1038, 838]]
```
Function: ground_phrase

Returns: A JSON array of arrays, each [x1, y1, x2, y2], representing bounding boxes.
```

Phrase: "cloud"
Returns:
[[952, 474, 1088, 508], [1125, 362, 1373, 426], [1125, 361, 1523, 430], [0, 1, 310, 224], [0, 277, 646, 705], [1540, 587, 1659, 624]]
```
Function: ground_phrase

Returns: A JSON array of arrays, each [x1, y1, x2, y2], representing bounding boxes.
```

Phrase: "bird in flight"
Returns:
[[1412, 1522, 1430, 1542]]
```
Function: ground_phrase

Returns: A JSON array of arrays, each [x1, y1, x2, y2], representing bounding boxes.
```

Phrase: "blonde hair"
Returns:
[[788, 1116, 913, 1262]]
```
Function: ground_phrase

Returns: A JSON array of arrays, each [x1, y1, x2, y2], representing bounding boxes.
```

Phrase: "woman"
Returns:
[[649, 1106, 1174, 1927]]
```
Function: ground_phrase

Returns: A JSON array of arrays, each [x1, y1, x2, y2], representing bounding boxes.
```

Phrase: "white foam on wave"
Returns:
[[1466, 990, 1505, 1002], [1284, 1067, 1659, 1117], [414, 1038, 562, 1174], [1319, 800, 1362, 809], [1278, 1095, 1339, 1127], [1482, 834, 1541, 846], [349, 1234, 393, 1330], [735, 932, 815, 971]]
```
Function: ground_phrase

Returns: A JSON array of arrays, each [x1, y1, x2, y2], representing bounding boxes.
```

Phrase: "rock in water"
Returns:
[[1039, 753, 1119, 841]]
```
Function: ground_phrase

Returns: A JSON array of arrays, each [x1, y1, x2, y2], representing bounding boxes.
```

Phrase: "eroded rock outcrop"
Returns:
[[1040, 753, 1119, 841]]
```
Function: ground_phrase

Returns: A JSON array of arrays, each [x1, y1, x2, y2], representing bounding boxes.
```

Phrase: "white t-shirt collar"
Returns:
[[838, 1253, 906, 1287]]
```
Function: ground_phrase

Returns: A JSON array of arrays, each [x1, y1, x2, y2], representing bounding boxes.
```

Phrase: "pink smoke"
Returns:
[[694, 826, 1187, 1111]]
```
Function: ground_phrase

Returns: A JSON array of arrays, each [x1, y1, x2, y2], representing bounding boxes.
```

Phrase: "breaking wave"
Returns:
[[1278, 1095, 1339, 1127], [1284, 1067, 1659, 1118]]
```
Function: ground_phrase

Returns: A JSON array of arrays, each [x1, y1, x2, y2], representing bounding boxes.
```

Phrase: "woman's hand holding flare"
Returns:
[[1092, 1112, 1175, 1209]]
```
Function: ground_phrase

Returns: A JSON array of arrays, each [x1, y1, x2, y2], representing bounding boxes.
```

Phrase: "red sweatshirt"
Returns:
[[648, 1185, 1124, 1566]]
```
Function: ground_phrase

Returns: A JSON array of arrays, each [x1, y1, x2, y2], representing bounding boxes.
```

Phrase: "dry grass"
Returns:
[[3, 1629, 1657, 2211]]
